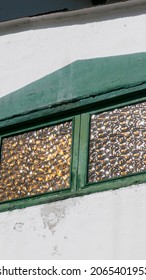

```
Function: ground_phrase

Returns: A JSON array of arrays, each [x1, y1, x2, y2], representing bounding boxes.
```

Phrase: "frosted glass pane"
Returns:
[[0, 121, 72, 202], [88, 103, 146, 182]]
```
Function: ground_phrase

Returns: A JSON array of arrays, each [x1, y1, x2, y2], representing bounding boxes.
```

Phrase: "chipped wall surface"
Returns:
[[0, 184, 146, 259], [1, 6, 146, 259]]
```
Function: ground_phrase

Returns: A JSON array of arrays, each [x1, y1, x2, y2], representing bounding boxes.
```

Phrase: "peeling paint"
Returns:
[[40, 198, 79, 235], [41, 204, 67, 235], [51, 245, 60, 257], [13, 222, 24, 232]]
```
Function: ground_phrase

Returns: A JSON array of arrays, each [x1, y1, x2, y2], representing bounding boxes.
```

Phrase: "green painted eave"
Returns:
[[1, 52, 146, 128]]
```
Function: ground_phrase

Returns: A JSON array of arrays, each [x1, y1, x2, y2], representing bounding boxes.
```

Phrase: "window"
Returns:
[[78, 101, 146, 192], [0, 121, 73, 202], [1, 52, 146, 211], [1, 98, 146, 212], [88, 102, 146, 182], [0, 115, 81, 211]]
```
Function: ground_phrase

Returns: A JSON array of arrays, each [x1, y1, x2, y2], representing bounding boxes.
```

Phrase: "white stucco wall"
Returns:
[[1, 8, 146, 98], [0, 183, 146, 260], [0, 2, 146, 259]]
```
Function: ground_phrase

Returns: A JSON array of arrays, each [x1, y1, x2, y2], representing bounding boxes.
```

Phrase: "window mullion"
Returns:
[[70, 115, 81, 193], [77, 113, 90, 190]]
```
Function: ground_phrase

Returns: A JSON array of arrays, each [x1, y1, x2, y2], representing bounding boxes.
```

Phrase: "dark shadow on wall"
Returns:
[[0, 0, 145, 35]]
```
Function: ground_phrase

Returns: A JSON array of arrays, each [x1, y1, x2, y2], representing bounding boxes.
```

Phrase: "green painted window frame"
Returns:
[[0, 114, 81, 212], [1, 53, 146, 212], [78, 99, 146, 194], [1, 89, 146, 212]]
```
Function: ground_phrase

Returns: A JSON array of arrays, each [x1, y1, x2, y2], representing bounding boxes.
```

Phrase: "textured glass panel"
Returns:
[[88, 102, 146, 182], [0, 121, 72, 202]]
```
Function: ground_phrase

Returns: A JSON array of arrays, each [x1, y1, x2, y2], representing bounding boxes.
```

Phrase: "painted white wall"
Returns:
[[1, 12, 146, 98], [0, 5, 146, 259], [0, 183, 146, 260]]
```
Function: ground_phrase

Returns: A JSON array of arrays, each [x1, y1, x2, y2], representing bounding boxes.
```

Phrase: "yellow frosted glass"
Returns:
[[0, 122, 72, 202]]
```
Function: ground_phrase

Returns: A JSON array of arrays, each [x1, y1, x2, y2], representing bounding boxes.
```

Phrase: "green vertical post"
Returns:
[[77, 113, 90, 190]]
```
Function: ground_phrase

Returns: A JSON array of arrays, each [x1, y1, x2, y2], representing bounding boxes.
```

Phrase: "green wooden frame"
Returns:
[[78, 97, 146, 194], [1, 53, 146, 212], [0, 114, 81, 212], [1, 95, 146, 213]]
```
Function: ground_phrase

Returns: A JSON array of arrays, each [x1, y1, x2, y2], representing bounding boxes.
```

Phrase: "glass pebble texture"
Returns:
[[0, 121, 72, 202], [88, 102, 146, 182]]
